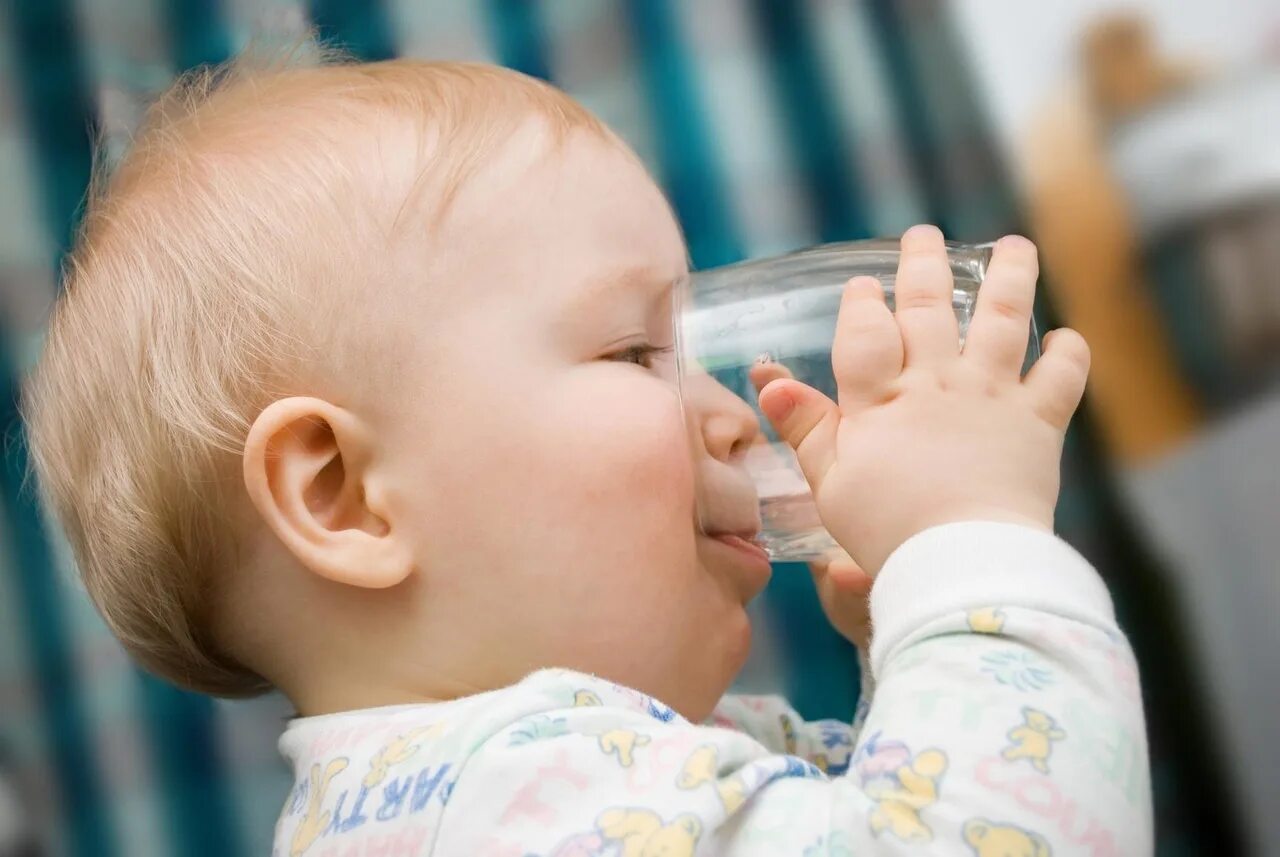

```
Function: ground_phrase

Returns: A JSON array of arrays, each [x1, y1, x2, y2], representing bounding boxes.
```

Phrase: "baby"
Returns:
[[23, 53, 1151, 856]]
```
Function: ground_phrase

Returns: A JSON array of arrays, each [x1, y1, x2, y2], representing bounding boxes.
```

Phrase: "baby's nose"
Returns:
[[687, 373, 761, 463]]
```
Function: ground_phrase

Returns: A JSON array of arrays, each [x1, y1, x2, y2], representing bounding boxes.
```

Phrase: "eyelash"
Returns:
[[606, 343, 675, 370]]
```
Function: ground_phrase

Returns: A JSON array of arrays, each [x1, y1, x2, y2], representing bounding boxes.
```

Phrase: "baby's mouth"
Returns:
[[702, 526, 764, 546], [706, 530, 769, 560], [695, 460, 768, 590], [701, 526, 773, 599]]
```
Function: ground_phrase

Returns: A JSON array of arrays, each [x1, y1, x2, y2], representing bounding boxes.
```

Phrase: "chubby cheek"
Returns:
[[408, 374, 751, 710], [591, 434, 692, 530], [539, 383, 695, 538], [420, 376, 696, 566]]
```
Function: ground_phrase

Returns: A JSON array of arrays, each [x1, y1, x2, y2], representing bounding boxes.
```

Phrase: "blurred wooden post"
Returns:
[[1022, 15, 1202, 465]]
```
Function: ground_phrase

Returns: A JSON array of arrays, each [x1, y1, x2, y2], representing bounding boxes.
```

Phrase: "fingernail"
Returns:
[[997, 234, 1035, 251], [902, 223, 943, 243]]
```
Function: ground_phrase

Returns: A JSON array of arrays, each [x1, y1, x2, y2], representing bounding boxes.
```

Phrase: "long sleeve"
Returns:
[[857, 522, 1151, 854], [434, 522, 1152, 856]]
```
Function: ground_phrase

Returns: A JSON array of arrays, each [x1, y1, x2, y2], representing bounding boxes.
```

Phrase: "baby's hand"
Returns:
[[758, 225, 1090, 574]]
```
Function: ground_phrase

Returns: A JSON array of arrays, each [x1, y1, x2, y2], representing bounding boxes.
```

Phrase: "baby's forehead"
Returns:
[[85, 59, 641, 379], [111, 61, 618, 235], [425, 136, 682, 317]]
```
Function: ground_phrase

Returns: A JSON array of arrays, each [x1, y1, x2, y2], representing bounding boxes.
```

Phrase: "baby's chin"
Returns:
[[677, 607, 755, 722], [693, 539, 773, 615]]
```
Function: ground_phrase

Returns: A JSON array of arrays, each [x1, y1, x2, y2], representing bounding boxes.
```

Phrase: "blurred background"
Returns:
[[1, 0, 1276, 854]]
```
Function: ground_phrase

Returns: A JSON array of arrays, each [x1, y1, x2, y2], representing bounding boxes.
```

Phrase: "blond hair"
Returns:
[[22, 49, 610, 696]]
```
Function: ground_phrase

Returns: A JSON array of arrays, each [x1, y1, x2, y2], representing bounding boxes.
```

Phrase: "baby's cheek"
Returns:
[[596, 392, 694, 500]]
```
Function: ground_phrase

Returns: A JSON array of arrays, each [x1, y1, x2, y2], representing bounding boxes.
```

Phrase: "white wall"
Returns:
[[946, 0, 1280, 186]]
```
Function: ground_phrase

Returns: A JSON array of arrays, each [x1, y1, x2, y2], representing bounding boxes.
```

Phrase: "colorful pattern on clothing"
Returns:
[[273, 524, 1151, 855]]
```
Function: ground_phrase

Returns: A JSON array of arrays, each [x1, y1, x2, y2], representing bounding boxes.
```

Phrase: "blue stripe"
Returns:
[[137, 673, 245, 856], [745, 0, 872, 242], [308, 0, 397, 61], [768, 563, 862, 721], [0, 347, 119, 857], [484, 0, 553, 80], [862, 0, 952, 234], [162, 0, 233, 70], [862, 1, 1022, 240], [4, 3, 119, 854], [621, 0, 744, 269], [7, 0, 98, 267]]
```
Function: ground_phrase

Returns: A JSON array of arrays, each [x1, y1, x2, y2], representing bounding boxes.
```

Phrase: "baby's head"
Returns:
[[24, 53, 768, 720]]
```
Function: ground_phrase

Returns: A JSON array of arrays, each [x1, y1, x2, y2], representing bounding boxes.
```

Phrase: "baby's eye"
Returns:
[[605, 343, 675, 370]]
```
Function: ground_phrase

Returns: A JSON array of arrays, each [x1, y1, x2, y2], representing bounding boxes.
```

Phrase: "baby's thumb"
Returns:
[[758, 378, 839, 491]]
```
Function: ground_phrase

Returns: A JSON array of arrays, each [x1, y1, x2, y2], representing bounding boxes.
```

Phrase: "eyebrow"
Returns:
[[568, 265, 686, 314]]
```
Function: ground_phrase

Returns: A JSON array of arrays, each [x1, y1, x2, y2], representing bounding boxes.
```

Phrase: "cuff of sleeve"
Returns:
[[868, 521, 1116, 678]]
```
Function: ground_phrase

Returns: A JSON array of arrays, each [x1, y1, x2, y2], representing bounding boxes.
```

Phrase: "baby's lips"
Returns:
[[703, 527, 764, 546], [699, 518, 763, 543]]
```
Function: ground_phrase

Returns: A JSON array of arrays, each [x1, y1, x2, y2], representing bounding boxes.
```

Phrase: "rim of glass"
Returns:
[[689, 239, 997, 294]]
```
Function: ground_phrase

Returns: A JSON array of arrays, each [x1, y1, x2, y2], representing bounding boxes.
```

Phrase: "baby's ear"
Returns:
[[243, 397, 412, 589]]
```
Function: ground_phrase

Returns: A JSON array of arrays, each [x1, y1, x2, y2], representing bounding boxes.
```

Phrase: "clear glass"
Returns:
[[679, 239, 1041, 562]]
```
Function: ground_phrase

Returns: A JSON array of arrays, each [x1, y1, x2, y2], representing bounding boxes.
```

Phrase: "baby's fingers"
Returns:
[[1022, 327, 1091, 429], [810, 548, 875, 590], [831, 275, 903, 408], [894, 225, 959, 369], [748, 360, 794, 395], [964, 234, 1039, 376], [758, 378, 839, 492]]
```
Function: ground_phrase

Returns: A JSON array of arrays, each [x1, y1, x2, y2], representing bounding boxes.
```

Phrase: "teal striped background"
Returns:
[[0, 1, 1242, 854]]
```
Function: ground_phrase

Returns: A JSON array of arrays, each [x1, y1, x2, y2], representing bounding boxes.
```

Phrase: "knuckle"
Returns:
[[895, 292, 947, 312], [984, 295, 1028, 322]]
